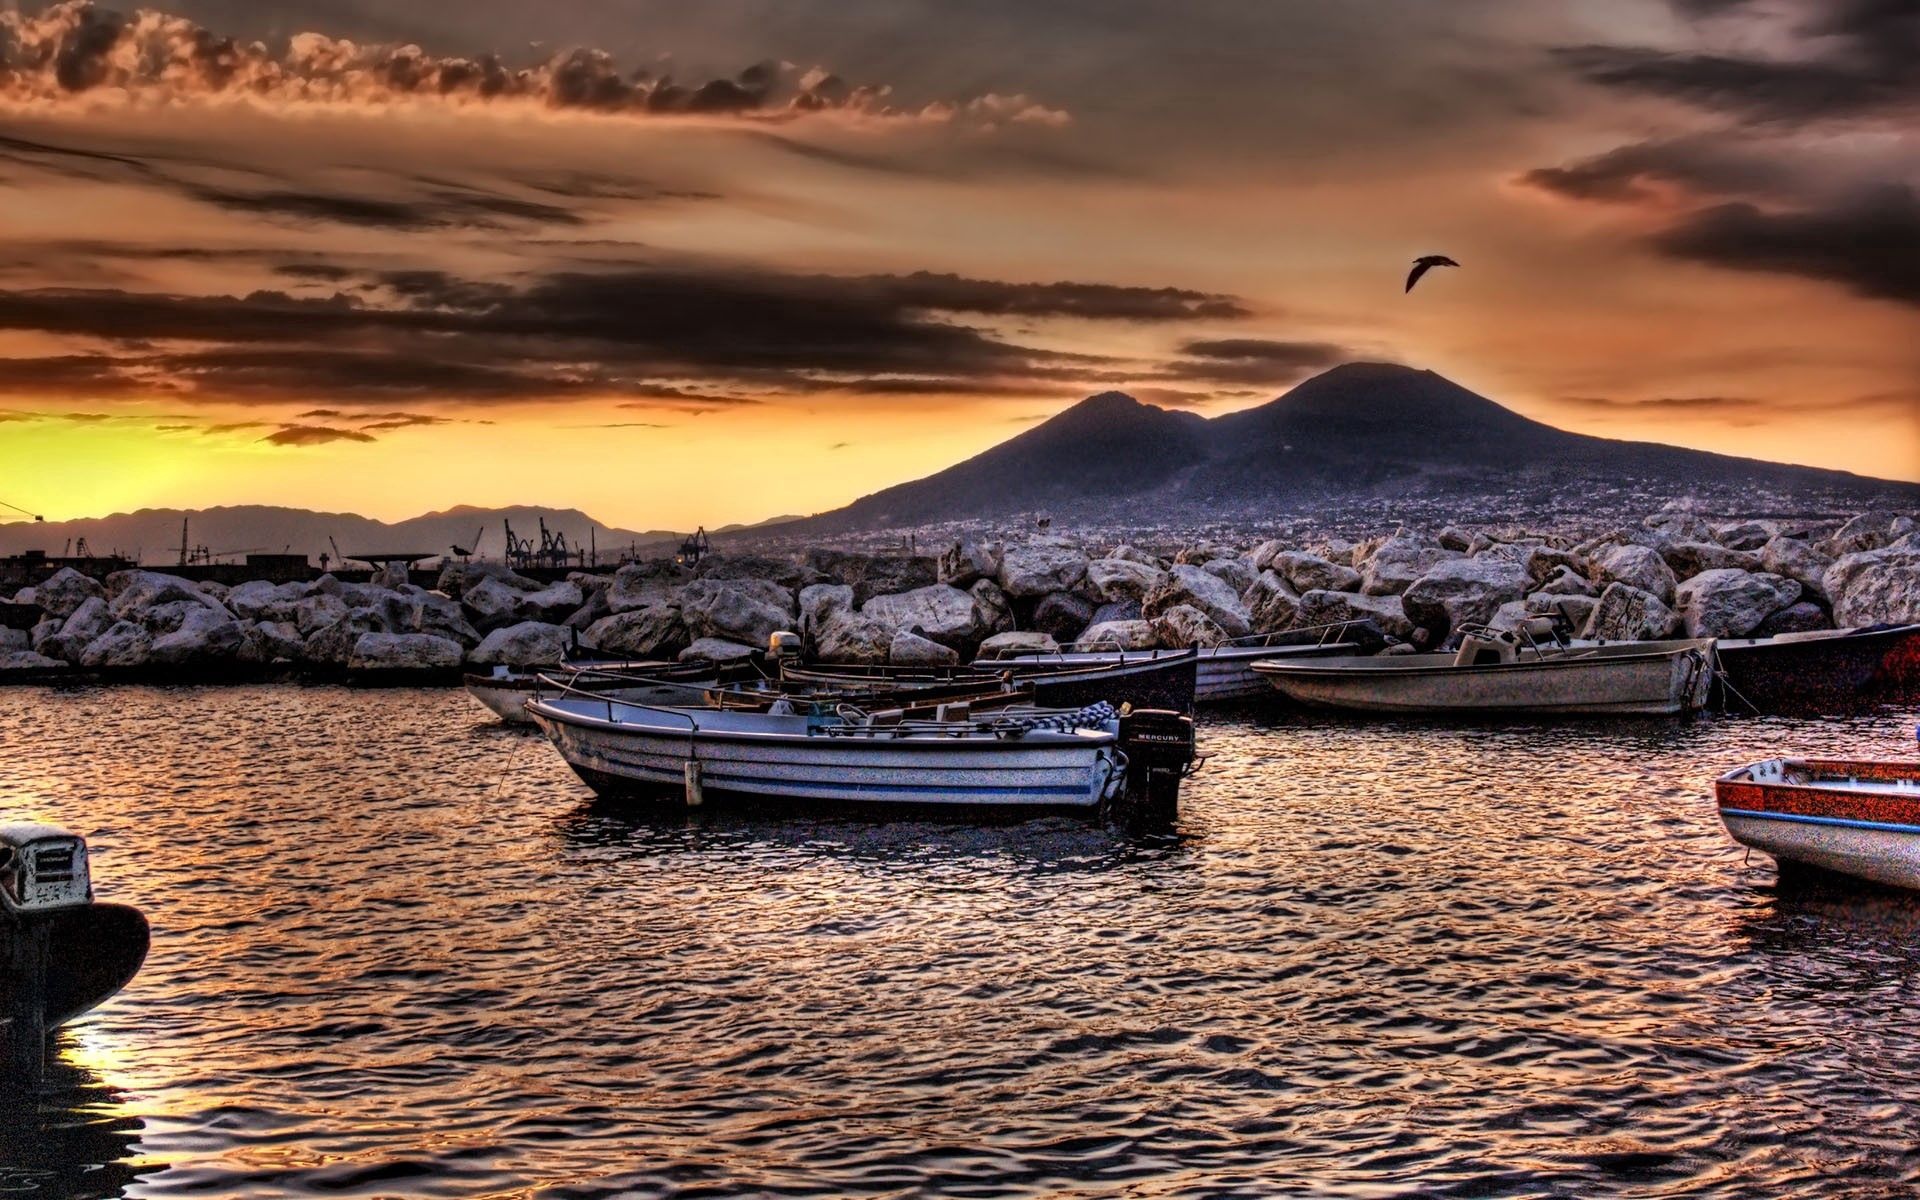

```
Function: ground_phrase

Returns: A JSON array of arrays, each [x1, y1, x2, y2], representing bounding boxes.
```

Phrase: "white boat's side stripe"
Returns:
[[1721, 808, 1920, 836]]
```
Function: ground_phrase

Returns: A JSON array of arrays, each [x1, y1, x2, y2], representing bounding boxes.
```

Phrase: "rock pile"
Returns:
[[3, 504, 1916, 682]]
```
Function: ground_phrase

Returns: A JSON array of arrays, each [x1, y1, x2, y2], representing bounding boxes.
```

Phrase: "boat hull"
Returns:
[[986, 644, 1352, 705], [1713, 624, 1920, 714], [1256, 641, 1712, 715], [528, 701, 1118, 816], [1718, 759, 1920, 890]]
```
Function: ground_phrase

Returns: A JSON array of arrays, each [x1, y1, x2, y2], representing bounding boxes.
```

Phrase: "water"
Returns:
[[3, 685, 1920, 1198]]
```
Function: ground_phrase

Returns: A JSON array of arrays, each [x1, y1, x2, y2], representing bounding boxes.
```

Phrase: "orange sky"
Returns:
[[0, 0, 1914, 529]]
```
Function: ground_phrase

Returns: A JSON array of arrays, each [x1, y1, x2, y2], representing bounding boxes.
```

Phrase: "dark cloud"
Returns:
[[1555, 0, 1920, 123], [260, 424, 376, 447], [864, 272, 1247, 321], [0, 1, 1062, 125], [185, 184, 585, 231], [1517, 136, 1792, 203], [1652, 187, 1920, 307], [1158, 338, 1355, 386]]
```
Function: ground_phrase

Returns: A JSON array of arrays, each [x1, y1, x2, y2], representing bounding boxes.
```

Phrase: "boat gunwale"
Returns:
[[526, 698, 1117, 751], [1252, 639, 1712, 681]]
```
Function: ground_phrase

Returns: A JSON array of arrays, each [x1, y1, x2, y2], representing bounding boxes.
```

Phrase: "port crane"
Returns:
[[1, 498, 44, 522]]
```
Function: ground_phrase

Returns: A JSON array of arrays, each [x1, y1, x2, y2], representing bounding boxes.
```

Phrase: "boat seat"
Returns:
[[1454, 631, 1517, 668]]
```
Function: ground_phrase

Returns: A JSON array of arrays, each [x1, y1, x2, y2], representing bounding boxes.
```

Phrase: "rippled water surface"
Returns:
[[4, 685, 1920, 1198]]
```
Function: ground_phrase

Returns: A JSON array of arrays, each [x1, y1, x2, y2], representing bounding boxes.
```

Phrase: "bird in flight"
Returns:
[[1405, 255, 1459, 293]]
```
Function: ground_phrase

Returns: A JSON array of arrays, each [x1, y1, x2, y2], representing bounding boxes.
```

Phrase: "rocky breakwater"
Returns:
[[2, 507, 1916, 685]]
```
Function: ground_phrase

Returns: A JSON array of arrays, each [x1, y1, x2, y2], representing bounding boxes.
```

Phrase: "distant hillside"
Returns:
[[0, 505, 686, 566], [792, 363, 1920, 532]]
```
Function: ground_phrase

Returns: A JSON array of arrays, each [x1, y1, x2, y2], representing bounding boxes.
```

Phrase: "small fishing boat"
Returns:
[[1717, 758, 1920, 890], [783, 648, 1198, 714], [526, 687, 1197, 823], [979, 631, 1363, 705], [465, 657, 745, 724], [1713, 623, 1920, 714], [1253, 625, 1714, 716]]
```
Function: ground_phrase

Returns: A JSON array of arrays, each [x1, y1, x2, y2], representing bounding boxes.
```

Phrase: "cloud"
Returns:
[[260, 424, 376, 446], [863, 272, 1247, 321], [1652, 187, 1920, 307], [185, 184, 585, 231], [0, 1, 1066, 126], [1517, 136, 1793, 204], [1157, 338, 1355, 386]]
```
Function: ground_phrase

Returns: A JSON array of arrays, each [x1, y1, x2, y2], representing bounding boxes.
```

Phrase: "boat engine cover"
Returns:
[[1112, 709, 1196, 828]]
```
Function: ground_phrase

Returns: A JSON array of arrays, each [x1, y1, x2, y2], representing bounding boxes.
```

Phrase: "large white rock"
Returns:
[[79, 621, 153, 668], [1296, 590, 1415, 640], [862, 584, 992, 653], [799, 584, 855, 643], [1201, 557, 1257, 595], [293, 593, 351, 636], [400, 586, 481, 648], [1270, 551, 1362, 595], [606, 561, 690, 613], [1674, 569, 1800, 638], [977, 631, 1059, 658], [1360, 537, 1459, 597], [148, 607, 246, 665], [470, 621, 573, 668], [1591, 543, 1677, 603], [105, 570, 229, 623], [0, 649, 65, 674], [347, 632, 463, 673], [1150, 604, 1229, 649], [679, 637, 758, 663], [1077, 619, 1159, 650], [1760, 536, 1835, 604], [303, 609, 394, 667], [970, 579, 1016, 635], [1031, 592, 1096, 643], [582, 607, 689, 660], [1142, 565, 1252, 638], [1582, 582, 1680, 640], [1402, 557, 1531, 638], [1663, 541, 1763, 581], [1824, 549, 1920, 627], [32, 567, 103, 619], [1084, 558, 1165, 605], [938, 541, 1001, 588], [460, 576, 548, 632], [679, 578, 794, 649], [995, 539, 1089, 598], [37, 596, 112, 663], [226, 579, 305, 621], [811, 613, 894, 665], [239, 620, 305, 664], [1825, 512, 1917, 558], [889, 630, 959, 666], [1243, 570, 1301, 634]]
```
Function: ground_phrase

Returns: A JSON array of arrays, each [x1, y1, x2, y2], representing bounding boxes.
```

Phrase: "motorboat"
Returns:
[[525, 687, 1197, 824], [1713, 624, 1920, 714], [978, 630, 1365, 704], [1717, 757, 1920, 890], [465, 656, 747, 724], [1252, 623, 1714, 716], [782, 647, 1198, 714]]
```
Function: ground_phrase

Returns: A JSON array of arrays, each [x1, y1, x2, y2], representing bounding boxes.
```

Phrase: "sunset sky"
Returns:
[[0, 0, 1914, 530]]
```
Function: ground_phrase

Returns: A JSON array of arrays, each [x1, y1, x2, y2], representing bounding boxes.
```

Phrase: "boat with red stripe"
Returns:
[[1716, 757, 1920, 890]]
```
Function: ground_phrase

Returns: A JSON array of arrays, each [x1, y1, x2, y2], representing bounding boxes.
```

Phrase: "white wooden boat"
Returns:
[[1252, 633, 1714, 715], [525, 691, 1197, 821], [465, 658, 715, 724], [978, 639, 1359, 705], [1717, 758, 1920, 890]]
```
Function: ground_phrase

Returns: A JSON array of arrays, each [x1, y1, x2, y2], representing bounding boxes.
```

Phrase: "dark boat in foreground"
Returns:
[[781, 648, 1199, 715], [1712, 624, 1920, 714]]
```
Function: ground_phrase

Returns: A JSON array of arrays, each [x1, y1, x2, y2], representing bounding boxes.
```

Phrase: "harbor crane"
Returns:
[[0, 498, 43, 522]]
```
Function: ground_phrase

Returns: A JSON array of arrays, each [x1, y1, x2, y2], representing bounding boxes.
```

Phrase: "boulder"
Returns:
[[1078, 619, 1159, 650], [79, 621, 153, 668], [436, 560, 540, 598], [27, 618, 57, 650], [1090, 599, 1142, 625], [1243, 570, 1302, 634], [148, 607, 246, 665], [978, 631, 1059, 659], [293, 593, 351, 636], [1644, 500, 1713, 543], [1142, 565, 1252, 638], [303, 609, 394, 667], [471, 621, 574, 669], [347, 632, 463, 674], [1106, 544, 1162, 568], [1438, 526, 1475, 552], [1534, 564, 1597, 597], [1752, 601, 1831, 637], [1271, 551, 1362, 596], [105, 570, 228, 622], [679, 578, 793, 650], [1360, 537, 1459, 596], [37, 596, 112, 664], [226, 579, 305, 621], [1296, 589, 1415, 641], [1582, 582, 1680, 641], [996, 539, 1089, 598], [698, 554, 817, 591], [519, 580, 586, 623], [401, 587, 482, 648], [799, 584, 855, 642], [1150, 604, 1229, 649], [1824, 512, 1917, 558], [1246, 539, 1289, 573], [606, 560, 690, 613], [1760, 536, 1835, 604], [679, 637, 758, 663], [0, 627, 21, 651], [1591, 543, 1677, 603], [969, 579, 1016, 636], [1084, 558, 1165, 605], [890, 630, 960, 667], [372, 562, 411, 591], [0, 649, 66, 674], [807, 550, 936, 605], [1674, 569, 1800, 638], [1201, 557, 1257, 595], [863, 584, 992, 654], [562, 585, 611, 634], [9, 588, 32, 606], [1714, 520, 1778, 551], [1662, 541, 1762, 581], [33, 567, 103, 619], [582, 607, 690, 660], [938, 541, 1002, 588], [239, 620, 305, 664], [1031, 592, 1096, 643], [1527, 592, 1598, 634], [461, 575, 578, 632], [1402, 557, 1530, 640], [811, 613, 894, 665], [1824, 549, 1920, 628]]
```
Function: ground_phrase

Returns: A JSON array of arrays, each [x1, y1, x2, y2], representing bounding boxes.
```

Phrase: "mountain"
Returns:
[[793, 363, 1920, 533], [0, 505, 686, 566]]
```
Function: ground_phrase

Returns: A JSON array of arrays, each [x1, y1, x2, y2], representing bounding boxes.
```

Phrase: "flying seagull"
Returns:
[[1405, 254, 1459, 293]]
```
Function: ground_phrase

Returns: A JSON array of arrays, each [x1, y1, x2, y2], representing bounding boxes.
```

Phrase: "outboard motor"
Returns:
[[0, 823, 91, 915], [1109, 708, 1197, 830], [768, 630, 803, 673]]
